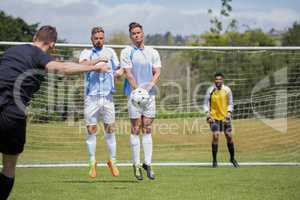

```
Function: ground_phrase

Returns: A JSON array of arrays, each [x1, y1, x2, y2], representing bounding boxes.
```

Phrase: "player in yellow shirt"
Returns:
[[203, 72, 239, 168]]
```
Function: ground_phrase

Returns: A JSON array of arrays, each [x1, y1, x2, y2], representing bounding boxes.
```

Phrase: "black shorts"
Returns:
[[0, 107, 27, 155], [210, 120, 232, 133]]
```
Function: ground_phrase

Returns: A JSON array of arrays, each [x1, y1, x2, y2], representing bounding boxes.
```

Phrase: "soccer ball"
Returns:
[[130, 88, 150, 108]]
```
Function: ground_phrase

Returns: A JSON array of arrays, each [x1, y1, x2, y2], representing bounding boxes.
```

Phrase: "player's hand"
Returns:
[[114, 68, 124, 79], [93, 63, 111, 73], [206, 113, 214, 123], [142, 82, 154, 92], [96, 56, 108, 64], [225, 112, 232, 123]]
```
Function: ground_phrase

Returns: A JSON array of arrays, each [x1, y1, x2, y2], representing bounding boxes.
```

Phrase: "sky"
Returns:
[[0, 0, 299, 43]]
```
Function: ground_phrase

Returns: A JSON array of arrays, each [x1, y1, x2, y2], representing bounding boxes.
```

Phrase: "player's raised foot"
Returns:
[[142, 163, 155, 180], [230, 159, 240, 168], [88, 160, 97, 178], [107, 159, 119, 177], [212, 160, 218, 168], [133, 164, 143, 181]]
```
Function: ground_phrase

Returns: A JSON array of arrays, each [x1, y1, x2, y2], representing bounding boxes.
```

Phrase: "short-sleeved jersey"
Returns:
[[79, 47, 120, 97], [0, 44, 53, 118], [120, 45, 161, 96], [203, 84, 233, 121]]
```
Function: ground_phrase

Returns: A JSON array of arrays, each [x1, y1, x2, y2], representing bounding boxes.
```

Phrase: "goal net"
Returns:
[[1, 43, 299, 166]]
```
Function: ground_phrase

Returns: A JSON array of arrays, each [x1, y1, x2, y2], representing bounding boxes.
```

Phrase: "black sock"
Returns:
[[212, 143, 218, 162], [0, 173, 15, 200], [227, 142, 235, 161]]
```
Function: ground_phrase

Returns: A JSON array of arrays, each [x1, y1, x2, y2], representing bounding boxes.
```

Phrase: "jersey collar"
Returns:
[[213, 84, 224, 90], [92, 47, 103, 53], [131, 44, 144, 50]]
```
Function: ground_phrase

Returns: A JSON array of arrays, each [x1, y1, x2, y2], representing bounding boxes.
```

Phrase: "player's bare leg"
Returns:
[[141, 116, 155, 180], [225, 132, 239, 168], [0, 154, 18, 199], [212, 131, 219, 168], [86, 125, 97, 178], [130, 118, 143, 180], [104, 123, 119, 176]]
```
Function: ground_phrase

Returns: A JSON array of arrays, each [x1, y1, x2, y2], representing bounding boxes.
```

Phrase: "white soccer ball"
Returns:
[[130, 88, 150, 108]]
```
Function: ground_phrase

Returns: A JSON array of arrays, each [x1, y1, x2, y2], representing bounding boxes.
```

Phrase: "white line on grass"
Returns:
[[1, 162, 299, 168]]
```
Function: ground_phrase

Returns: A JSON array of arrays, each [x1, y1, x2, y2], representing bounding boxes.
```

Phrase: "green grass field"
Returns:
[[8, 166, 300, 200], [20, 117, 300, 164], [2, 117, 299, 199]]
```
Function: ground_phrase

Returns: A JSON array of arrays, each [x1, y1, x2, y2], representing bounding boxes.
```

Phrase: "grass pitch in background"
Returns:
[[19, 118, 300, 164]]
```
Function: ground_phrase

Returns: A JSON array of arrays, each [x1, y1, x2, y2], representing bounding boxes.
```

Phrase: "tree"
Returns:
[[200, 29, 275, 46], [108, 31, 130, 45], [0, 10, 39, 42], [282, 22, 300, 46], [208, 0, 238, 34]]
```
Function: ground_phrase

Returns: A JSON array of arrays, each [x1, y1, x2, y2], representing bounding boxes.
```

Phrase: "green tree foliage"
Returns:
[[208, 0, 237, 34], [108, 31, 130, 45], [145, 32, 185, 45], [0, 11, 38, 41], [200, 29, 276, 46], [282, 22, 300, 46]]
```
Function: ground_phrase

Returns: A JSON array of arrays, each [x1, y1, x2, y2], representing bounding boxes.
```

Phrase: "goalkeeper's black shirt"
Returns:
[[0, 44, 53, 119]]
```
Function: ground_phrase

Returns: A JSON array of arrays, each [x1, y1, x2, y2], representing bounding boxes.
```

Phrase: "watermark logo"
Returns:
[[251, 67, 287, 133]]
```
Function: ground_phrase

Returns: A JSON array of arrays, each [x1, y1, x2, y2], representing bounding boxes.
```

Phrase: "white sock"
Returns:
[[130, 134, 140, 165], [142, 133, 153, 165], [105, 132, 116, 161], [86, 133, 97, 162]]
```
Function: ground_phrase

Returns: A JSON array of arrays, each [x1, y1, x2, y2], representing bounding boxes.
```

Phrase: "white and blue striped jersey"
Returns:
[[120, 45, 161, 96], [79, 47, 120, 96]]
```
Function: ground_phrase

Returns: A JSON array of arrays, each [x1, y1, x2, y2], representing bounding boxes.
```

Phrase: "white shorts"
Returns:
[[128, 95, 156, 119], [84, 94, 115, 125]]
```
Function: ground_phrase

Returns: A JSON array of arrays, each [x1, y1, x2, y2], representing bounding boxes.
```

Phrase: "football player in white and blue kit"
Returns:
[[79, 27, 123, 178], [121, 22, 161, 180]]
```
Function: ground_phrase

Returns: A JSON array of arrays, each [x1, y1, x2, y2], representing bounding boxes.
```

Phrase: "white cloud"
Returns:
[[0, 1, 299, 43], [180, 9, 207, 16], [234, 8, 300, 30], [23, 0, 82, 6]]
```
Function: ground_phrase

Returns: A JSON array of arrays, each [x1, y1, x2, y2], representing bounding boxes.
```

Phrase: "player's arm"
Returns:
[[110, 49, 124, 79], [45, 61, 110, 75], [79, 57, 108, 66], [114, 67, 124, 79], [226, 87, 234, 121], [78, 48, 107, 67], [124, 68, 138, 89], [145, 67, 160, 91], [145, 49, 161, 91], [120, 48, 138, 89], [203, 87, 213, 123]]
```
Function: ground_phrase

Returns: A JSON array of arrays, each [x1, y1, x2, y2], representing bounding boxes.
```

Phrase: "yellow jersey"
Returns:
[[203, 85, 233, 121]]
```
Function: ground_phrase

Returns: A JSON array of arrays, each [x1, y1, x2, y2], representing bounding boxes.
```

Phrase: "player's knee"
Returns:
[[142, 128, 151, 134], [87, 125, 97, 134], [225, 134, 233, 143], [212, 134, 219, 142], [131, 126, 140, 134], [2, 155, 18, 177], [105, 124, 115, 133], [142, 124, 152, 134]]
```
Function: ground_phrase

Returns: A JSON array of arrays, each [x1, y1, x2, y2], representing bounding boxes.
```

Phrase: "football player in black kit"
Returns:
[[0, 25, 110, 200]]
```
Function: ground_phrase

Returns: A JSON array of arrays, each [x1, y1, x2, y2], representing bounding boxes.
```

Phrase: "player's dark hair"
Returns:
[[129, 22, 143, 33], [91, 26, 105, 36], [214, 72, 224, 78], [33, 25, 57, 44]]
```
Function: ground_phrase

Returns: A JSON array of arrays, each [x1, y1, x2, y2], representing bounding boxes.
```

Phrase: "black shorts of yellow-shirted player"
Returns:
[[203, 72, 239, 168], [0, 25, 110, 200]]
